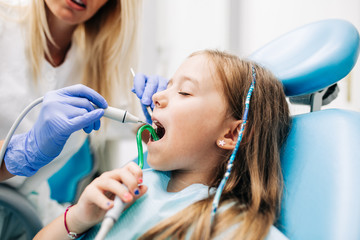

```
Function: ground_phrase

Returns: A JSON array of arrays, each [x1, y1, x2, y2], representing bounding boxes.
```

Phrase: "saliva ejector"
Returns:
[[94, 124, 159, 240]]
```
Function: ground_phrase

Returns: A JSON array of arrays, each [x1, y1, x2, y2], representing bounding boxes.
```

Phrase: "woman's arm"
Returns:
[[0, 140, 15, 181]]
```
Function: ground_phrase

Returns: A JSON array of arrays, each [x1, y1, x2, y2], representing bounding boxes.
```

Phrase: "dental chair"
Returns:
[[249, 19, 360, 239], [0, 18, 359, 240]]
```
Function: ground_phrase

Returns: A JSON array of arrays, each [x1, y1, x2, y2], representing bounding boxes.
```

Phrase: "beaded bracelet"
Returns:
[[64, 205, 82, 239]]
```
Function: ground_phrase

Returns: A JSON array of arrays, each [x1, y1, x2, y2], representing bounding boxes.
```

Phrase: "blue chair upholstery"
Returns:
[[250, 19, 360, 239], [278, 109, 360, 239], [250, 19, 360, 96]]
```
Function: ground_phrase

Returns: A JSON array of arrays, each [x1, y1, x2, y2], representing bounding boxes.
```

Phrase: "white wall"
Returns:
[[139, 0, 230, 78]]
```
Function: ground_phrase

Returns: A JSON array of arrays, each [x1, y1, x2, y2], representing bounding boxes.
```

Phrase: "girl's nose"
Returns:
[[152, 90, 168, 108]]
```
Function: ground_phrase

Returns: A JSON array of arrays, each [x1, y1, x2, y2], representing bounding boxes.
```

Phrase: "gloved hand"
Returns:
[[132, 74, 168, 123], [4, 84, 108, 177]]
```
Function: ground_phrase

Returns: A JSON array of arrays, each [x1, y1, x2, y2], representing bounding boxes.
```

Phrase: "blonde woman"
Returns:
[[0, 0, 157, 227]]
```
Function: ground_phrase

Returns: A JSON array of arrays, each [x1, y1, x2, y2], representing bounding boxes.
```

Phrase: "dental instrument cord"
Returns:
[[94, 124, 159, 240], [0, 97, 44, 167]]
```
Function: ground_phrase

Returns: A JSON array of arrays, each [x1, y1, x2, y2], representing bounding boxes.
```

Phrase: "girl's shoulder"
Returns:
[[213, 201, 289, 240], [265, 226, 288, 240], [212, 223, 288, 240]]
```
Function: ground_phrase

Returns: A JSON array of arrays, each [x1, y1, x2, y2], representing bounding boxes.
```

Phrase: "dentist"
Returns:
[[0, 0, 165, 225]]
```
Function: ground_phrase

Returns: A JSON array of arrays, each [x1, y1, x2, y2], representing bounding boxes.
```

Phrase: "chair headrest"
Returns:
[[249, 19, 360, 96]]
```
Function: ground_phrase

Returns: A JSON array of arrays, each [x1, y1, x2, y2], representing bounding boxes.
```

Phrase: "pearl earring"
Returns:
[[218, 140, 225, 147]]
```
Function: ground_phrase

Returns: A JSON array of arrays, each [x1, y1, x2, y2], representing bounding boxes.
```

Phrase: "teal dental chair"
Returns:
[[250, 19, 360, 239], [0, 18, 359, 240]]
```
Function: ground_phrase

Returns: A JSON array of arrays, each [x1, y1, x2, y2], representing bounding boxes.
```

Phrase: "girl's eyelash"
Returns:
[[178, 91, 190, 96]]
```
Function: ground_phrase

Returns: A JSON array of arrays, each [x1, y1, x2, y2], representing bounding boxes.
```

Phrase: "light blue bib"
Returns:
[[83, 169, 287, 239]]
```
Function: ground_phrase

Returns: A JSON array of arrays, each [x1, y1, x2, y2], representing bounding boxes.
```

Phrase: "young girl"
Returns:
[[35, 50, 291, 239]]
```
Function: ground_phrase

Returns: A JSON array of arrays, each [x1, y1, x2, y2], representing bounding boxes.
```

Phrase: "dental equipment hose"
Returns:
[[94, 125, 158, 240], [0, 97, 44, 167], [0, 97, 144, 173]]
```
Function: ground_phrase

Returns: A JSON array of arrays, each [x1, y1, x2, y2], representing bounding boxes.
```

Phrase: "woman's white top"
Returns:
[[83, 169, 288, 240]]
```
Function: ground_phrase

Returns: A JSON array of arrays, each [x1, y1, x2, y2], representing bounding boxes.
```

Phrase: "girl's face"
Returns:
[[147, 54, 234, 175], [44, 0, 108, 25]]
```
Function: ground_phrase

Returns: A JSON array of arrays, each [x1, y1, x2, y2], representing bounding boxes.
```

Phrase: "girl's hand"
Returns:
[[67, 162, 147, 232]]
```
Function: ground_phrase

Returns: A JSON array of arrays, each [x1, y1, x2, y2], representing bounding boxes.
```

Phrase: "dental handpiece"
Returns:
[[93, 104, 146, 124], [103, 106, 146, 124]]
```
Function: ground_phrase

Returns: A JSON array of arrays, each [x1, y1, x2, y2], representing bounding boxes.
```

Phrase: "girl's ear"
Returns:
[[216, 120, 243, 150]]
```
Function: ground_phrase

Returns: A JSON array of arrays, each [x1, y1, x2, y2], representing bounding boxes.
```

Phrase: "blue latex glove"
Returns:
[[132, 74, 168, 123], [4, 84, 108, 177]]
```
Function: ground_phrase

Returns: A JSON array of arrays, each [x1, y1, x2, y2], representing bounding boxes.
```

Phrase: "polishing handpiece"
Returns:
[[102, 106, 146, 124]]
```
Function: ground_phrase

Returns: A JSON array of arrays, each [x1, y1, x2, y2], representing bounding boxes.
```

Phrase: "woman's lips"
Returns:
[[66, 0, 86, 10]]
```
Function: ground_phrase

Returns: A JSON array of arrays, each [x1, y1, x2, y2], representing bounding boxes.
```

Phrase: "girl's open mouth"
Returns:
[[152, 120, 165, 141], [71, 0, 86, 8]]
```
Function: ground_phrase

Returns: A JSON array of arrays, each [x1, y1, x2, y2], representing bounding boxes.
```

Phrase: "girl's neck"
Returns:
[[45, 8, 77, 67], [167, 170, 212, 192]]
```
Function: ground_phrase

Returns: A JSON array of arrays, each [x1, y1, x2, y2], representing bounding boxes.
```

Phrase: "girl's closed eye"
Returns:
[[178, 90, 191, 96]]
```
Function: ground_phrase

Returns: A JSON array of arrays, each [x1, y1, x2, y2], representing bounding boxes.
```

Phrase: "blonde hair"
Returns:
[[139, 50, 291, 239], [27, 0, 142, 105]]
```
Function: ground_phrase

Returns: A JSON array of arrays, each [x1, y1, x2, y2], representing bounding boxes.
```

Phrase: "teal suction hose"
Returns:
[[136, 124, 159, 169], [95, 124, 158, 240]]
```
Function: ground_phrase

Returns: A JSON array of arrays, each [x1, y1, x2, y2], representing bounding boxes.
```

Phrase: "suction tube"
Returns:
[[94, 125, 159, 240]]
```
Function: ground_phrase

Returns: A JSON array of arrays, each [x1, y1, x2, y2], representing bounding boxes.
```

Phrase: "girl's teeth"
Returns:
[[72, 0, 85, 7]]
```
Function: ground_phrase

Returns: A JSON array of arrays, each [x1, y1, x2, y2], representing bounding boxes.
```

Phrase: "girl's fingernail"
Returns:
[[134, 188, 140, 196], [138, 178, 143, 184], [124, 192, 132, 201]]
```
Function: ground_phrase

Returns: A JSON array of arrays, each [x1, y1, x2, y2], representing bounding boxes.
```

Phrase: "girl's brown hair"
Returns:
[[139, 50, 291, 240]]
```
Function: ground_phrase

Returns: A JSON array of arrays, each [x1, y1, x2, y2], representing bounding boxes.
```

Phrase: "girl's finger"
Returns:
[[95, 177, 134, 203], [124, 162, 143, 184], [84, 185, 114, 211]]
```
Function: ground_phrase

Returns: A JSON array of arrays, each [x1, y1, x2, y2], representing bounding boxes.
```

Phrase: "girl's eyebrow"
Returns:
[[180, 75, 199, 86], [169, 75, 199, 87]]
